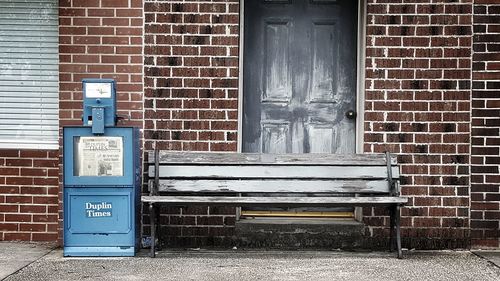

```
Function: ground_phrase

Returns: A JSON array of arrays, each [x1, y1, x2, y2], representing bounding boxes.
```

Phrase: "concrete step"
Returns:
[[234, 218, 366, 250]]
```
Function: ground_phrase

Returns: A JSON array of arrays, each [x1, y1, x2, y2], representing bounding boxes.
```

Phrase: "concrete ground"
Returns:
[[0, 242, 54, 280], [473, 250, 500, 268], [1, 243, 500, 281]]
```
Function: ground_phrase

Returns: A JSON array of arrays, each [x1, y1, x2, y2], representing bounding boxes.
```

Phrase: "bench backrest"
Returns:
[[148, 151, 400, 196]]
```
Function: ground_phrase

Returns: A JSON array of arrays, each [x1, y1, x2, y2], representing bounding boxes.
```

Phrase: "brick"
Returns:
[[6, 196, 33, 204], [6, 177, 33, 186], [33, 215, 58, 223], [170, 216, 196, 226], [21, 186, 48, 195], [116, 46, 142, 54], [116, 9, 142, 17], [0, 223, 18, 231], [59, 8, 85, 17], [31, 233, 58, 242], [32, 197, 58, 205], [0, 186, 19, 193], [5, 214, 31, 222], [19, 224, 46, 232], [183, 206, 209, 216], [5, 159, 33, 167], [72, 0, 98, 7], [472, 239, 499, 248], [32, 160, 58, 168], [0, 205, 18, 213], [116, 27, 142, 36], [414, 218, 441, 228], [442, 218, 468, 228], [3, 233, 31, 241], [20, 205, 47, 213], [0, 168, 20, 176], [101, 0, 129, 8], [20, 168, 47, 177]]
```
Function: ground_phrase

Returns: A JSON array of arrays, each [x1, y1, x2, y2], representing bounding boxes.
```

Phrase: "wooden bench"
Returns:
[[142, 150, 407, 258]]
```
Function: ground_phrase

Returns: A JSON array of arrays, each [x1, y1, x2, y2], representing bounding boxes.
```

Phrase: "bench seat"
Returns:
[[142, 196, 407, 207], [143, 150, 406, 258]]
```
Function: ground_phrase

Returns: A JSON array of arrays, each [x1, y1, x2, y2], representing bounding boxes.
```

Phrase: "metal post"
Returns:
[[396, 205, 403, 259], [149, 203, 156, 258]]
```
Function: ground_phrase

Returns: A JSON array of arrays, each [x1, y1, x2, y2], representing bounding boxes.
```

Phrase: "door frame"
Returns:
[[237, 0, 367, 154]]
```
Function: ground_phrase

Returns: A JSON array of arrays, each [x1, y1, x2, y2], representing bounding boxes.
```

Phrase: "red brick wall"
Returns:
[[143, 0, 239, 152], [363, 0, 473, 249], [471, 0, 500, 249], [138, 0, 500, 250], [141, 1, 477, 249], [143, 0, 239, 247], [4, 0, 498, 248], [59, 0, 144, 128], [58, 0, 144, 244], [0, 150, 59, 241]]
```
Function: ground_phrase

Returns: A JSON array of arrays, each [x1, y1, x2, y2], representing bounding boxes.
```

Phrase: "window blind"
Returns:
[[0, 0, 58, 149]]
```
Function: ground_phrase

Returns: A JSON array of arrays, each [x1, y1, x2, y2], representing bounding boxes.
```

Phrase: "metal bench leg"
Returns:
[[395, 205, 403, 259], [149, 202, 156, 258], [389, 205, 395, 252]]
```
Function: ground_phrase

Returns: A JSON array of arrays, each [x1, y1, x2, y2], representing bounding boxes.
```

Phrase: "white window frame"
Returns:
[[0, 0, 59, 150]]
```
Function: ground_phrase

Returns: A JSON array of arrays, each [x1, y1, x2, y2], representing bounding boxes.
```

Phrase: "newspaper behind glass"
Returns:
[[75, 137, 123, 176]]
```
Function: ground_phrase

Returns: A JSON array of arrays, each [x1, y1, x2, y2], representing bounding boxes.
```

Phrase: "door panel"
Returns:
[[243, 0, 358, 154], [264, 21, 291, 102], [308, 124, 334, 153], [310, 21, 337, 102], [262, 122, 290, 153], [242, 0, 358, 215]]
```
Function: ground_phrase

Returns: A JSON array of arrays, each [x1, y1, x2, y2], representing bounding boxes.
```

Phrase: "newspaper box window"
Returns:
[[63, 79, 140, 257], [74, 137, 124, 177]]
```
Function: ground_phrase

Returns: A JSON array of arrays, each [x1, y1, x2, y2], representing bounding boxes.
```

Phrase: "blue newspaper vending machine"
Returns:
[[63, 79, 140, 256]]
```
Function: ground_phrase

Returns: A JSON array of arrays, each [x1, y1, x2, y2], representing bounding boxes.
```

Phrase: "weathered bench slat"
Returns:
[[152, 179, 393, 194], [142, 196, 408, 207], [149, 165, 400, 179], [150, 152, 397, 166]]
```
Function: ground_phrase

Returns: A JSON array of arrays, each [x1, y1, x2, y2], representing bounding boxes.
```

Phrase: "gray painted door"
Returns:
[[243, 0, 358, 154]]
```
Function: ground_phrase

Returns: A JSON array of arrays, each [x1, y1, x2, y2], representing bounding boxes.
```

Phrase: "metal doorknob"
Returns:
[[345, 110, 357, 119]]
